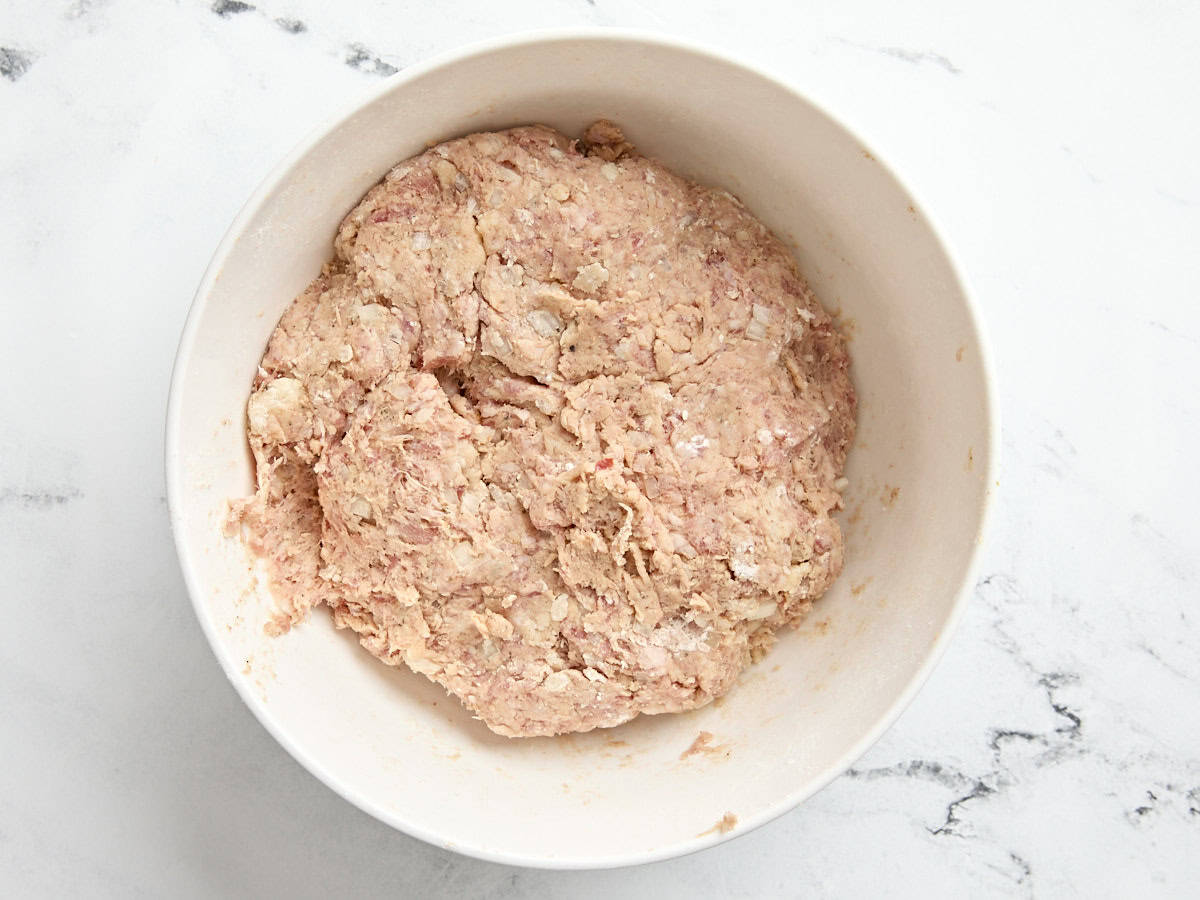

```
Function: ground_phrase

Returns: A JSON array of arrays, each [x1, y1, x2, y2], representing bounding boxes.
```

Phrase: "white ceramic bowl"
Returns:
[[166, 30, 996, 868]]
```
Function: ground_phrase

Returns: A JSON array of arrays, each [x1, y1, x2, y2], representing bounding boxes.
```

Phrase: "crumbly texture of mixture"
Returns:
[[229, 122, 856, 737]]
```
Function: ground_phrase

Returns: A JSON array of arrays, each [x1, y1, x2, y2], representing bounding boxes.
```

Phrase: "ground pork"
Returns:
[[229, 121, 856, 737]]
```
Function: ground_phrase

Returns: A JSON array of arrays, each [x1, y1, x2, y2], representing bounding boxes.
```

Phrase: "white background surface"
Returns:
[[2, 1, 1197, 896]]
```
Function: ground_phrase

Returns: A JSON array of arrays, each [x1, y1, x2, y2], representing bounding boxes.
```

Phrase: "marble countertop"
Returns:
[[2, 0, 1196, 896]]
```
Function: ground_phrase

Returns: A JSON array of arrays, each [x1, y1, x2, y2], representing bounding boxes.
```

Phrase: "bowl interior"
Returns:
[[168, 33, 993, 867]]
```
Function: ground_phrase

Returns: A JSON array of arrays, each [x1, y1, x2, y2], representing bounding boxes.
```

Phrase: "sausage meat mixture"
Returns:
[[230, 122, 856, 737]]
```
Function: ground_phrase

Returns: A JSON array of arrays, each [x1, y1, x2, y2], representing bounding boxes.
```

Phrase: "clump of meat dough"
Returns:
[[229, 121, 856, 737]]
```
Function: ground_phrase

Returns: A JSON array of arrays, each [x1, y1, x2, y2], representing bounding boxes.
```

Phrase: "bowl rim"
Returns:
[[165, 26, 1000, 870]]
